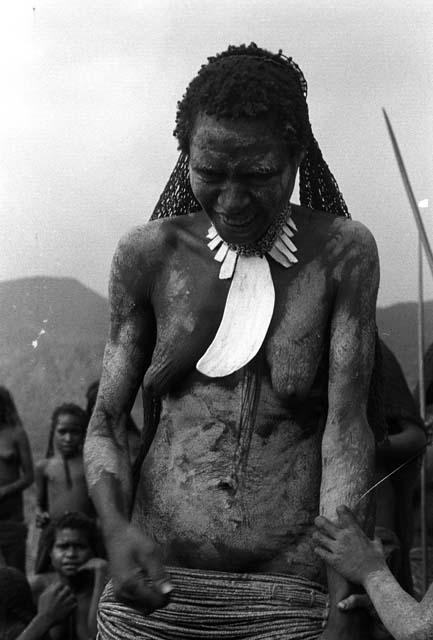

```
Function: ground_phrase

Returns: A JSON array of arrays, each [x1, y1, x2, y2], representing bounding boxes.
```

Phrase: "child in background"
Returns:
[[0, 565, 76, 640], [30, 512, 107, 640], [35, 404, 95, 572]]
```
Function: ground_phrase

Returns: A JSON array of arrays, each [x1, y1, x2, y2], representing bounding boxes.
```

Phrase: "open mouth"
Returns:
[[221, 214, 255, 228]]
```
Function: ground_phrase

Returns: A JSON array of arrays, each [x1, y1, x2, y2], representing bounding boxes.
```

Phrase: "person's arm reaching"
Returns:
[[377, 420, 426, 464], [314, 505, 433, 640], [83, 226, 172, 611], [319, 222, 379, 640]]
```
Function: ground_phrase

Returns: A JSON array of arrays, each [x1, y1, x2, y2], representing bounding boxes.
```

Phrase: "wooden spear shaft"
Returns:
[[418, 234, 428, 595], [382, 108, 431, 595], [382, 109, 433, 277]]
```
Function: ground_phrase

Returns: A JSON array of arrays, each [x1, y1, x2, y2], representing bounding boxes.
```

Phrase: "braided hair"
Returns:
[[152, 42, 349, 220], [0, 387, 22, 428], [46, 402, 87, 458]]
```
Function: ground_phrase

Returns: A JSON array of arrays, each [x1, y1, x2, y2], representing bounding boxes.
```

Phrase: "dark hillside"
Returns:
[[0, 277, 108, 458], [377, 300, 433, 391]]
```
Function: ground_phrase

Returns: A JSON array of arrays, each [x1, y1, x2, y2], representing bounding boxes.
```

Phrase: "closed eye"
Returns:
[[195, 169, 224, 182], [244, 171, 278, 182]]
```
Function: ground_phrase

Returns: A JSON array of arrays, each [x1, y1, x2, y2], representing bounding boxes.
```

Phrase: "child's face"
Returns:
[[50, 527, 92, 577], [54, 413, 84, 457]]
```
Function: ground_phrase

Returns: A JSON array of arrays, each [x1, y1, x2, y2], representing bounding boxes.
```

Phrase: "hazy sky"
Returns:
[[1, 0, 432, 306]]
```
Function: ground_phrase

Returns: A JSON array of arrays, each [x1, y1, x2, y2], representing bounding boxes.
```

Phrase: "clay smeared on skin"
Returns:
[[84, 435, 122, 488], [88, 206, 378, 590], [132, 376, 325, 579]]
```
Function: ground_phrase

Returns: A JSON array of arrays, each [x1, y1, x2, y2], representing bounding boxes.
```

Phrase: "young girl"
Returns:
[[35, 404, 95, 572]]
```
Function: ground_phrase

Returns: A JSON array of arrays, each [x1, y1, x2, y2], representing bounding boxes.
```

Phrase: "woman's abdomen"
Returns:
[[131, 381, 324, 578]]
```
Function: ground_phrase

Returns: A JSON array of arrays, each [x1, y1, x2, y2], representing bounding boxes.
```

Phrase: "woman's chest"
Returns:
[[46, 459, 87, 488], [148, 259, 332, 399], [0, 431, 16, 465]]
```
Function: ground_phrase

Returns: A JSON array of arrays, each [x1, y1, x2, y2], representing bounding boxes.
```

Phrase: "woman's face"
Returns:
[[54, 413, 84, 457], [189, 113, 301, 245], [50, 527, 92, 577]]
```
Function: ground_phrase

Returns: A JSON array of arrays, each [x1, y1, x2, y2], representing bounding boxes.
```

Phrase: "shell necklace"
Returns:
[[196, 205, 298, 377]]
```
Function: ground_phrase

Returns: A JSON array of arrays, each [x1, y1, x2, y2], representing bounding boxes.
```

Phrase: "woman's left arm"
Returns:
[[319, 221, 379, 640], [0, 426, 34, 500]]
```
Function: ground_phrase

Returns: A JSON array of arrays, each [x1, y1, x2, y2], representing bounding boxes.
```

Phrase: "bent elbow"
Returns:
[[398, 616, 433, 640]]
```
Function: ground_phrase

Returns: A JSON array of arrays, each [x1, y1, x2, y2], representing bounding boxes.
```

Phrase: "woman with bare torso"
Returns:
[[0, 386, 34, 572], [85, 44, 380, 639]]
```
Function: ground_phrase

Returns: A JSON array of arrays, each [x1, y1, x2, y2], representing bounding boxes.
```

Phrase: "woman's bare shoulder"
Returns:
[[116, 215, 201, 270], [298, 206, 377, 261], [110, 214, 206, 299]]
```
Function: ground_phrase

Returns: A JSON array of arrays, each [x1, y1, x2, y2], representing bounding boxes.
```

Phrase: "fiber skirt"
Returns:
[[97, 566, 329, 639]]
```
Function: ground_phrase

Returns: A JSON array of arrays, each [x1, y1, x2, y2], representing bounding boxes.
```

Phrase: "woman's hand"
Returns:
[[78, 557, 108, 575], [338, 593, 373, 613], [106, 522, 173, 612], [313, 505, 386, 585]]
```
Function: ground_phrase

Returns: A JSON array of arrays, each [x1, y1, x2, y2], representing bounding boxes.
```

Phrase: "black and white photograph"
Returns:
[[1, 1, 432, 638]]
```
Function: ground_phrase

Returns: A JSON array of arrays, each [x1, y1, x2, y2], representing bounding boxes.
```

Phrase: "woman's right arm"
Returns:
[[84, 228, 172, 610]]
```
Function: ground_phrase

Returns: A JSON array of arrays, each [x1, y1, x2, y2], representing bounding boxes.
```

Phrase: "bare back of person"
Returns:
[[129, 205, 371, 584]]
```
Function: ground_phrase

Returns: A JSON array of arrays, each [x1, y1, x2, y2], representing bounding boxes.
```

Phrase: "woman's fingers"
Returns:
[[115, 568, 171, 611], [313, 545, 333, 563], [336, 505, 360, 528], [312, 528, 336, 552], [314, 515, 339, 538], [338, 593, 371, 611]]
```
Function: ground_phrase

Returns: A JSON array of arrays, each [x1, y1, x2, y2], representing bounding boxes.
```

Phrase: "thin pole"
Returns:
[[418, 234, 428, 595], [382, 109, 433, 279]]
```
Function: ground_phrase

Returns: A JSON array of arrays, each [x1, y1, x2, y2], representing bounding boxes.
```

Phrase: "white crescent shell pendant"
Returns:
[[196, 255, 275, 378]]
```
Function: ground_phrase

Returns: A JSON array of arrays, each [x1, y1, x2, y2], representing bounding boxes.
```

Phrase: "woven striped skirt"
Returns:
[[97, 566, 329, 639]]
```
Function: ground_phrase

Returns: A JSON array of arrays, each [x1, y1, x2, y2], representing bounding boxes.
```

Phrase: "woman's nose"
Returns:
[[217, 182, 249, 215]]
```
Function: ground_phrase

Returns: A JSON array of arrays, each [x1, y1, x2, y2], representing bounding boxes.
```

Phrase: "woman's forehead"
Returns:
[[190, 113, 287, 164], [192, 113, 280, 143], [54, 527, 89, 544], [56, 413, 83, 427]]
